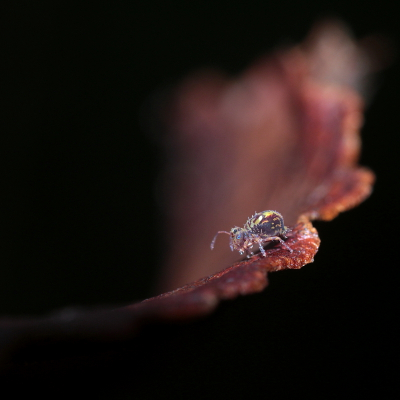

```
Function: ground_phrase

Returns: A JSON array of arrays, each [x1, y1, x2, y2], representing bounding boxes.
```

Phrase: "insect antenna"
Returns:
[[210, 231, 231, 250]]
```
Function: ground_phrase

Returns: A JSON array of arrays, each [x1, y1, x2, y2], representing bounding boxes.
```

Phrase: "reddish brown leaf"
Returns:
[[156, 23, 375, 291], [132, 217, 319, 320], [0, 22, 379, 367]]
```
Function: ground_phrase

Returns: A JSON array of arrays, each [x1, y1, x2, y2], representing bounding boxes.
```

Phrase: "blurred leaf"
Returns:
[[0, 21, 377, 371]]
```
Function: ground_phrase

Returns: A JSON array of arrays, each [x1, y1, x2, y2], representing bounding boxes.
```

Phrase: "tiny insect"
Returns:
[[210, 210, 292, 257]]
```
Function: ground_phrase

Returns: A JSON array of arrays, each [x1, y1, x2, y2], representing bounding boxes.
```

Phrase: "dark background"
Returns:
[[0, 0, 399, 397]]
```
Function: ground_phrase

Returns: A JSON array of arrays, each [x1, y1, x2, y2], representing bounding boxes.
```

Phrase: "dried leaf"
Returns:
[[0, 21, 379, 368], [134, 217, 319, 319], [156, 22, 374, 290]]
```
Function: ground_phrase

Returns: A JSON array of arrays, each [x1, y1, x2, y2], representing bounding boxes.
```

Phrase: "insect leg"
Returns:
[[262, 236, 293, 253], [246, 248, 254, 258], [251, 238, 267, 257]]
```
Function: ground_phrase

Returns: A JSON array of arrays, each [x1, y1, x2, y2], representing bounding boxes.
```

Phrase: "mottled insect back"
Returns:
[[211, 210, 292, 257]]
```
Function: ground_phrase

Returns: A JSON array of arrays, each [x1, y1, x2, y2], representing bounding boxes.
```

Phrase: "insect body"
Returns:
[[211, 210, 292, 257]]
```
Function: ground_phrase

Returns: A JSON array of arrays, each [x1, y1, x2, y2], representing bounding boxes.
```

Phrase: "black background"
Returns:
[[0, 0, 399, 397]]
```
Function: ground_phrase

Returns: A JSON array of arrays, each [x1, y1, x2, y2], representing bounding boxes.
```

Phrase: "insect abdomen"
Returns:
[[246, 210, 284, 237]]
